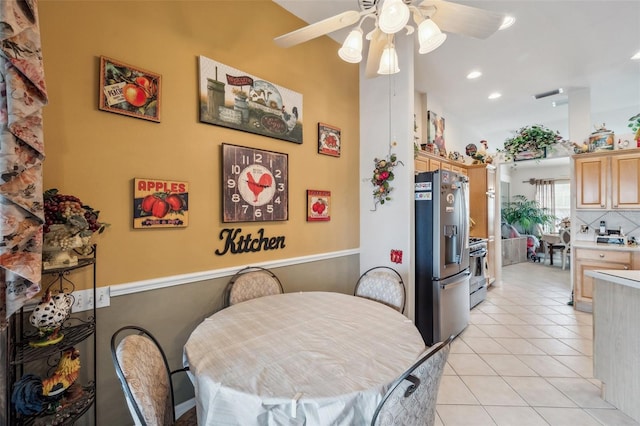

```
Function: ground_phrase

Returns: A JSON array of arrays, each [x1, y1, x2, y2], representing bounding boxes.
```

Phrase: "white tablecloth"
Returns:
[[542, 233, 561, 245], [183, 291, 425, 426]]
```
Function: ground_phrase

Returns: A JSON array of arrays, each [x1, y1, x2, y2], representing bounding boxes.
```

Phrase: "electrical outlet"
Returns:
[[580, 225, 589, 233], [71, 289, 89, 313], [96, 287, 110, 308], [71, 287, 110, 312]]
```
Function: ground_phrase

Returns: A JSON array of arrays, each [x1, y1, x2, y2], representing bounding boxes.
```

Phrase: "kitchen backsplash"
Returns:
[[574, 210, 640, 243]]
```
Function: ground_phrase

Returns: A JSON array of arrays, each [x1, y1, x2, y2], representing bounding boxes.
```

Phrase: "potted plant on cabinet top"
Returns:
[[501, 195, 556, 237], [499, 124, 564, 161], [629, 113, 640, 146]]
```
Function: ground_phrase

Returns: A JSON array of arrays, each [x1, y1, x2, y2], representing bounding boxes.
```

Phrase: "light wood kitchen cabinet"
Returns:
[[428, 158, 441, 171], [575, 150, 640, 209], [468, 164, 497, 284], [415, 157, 429, 172], [414, 153, 440, 172], [440, 161, 452, 171], [573, 246, 639, 312], [414, 151, 467, 175], [611, 152, 640, 208]]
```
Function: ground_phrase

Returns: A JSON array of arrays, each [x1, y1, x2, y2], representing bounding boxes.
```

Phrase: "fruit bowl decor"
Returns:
[[42, 189, 108, 270], [370, 145, 403, 210], [499, 124, 564, 161]]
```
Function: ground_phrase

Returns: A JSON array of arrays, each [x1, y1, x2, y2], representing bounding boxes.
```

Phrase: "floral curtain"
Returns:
[[0, 0, 47, 330]]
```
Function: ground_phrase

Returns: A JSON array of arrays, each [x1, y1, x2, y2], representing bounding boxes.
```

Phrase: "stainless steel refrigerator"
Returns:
[[415, 170, 470, 345]]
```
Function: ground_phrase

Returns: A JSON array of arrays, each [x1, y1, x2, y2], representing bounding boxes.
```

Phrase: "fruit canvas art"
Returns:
[[99, 56, 161, 122], [133, 178, 188, 228], [199, 56, 303, 144], [307, 190, 330, 222]]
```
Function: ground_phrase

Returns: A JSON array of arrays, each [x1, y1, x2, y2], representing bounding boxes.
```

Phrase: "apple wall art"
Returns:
[[99, 56, 161, 122], [133, 178, 188, 228], [307, 190, 330, 222]]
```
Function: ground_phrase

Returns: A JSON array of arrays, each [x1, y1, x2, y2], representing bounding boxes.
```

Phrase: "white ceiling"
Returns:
[[273, 0, 640, 147]]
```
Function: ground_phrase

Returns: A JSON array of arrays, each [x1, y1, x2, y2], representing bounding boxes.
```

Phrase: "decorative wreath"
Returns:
[[370, 146, 403, 210]]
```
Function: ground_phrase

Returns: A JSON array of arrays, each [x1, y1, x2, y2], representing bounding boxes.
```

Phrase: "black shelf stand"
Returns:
[[5, 247, 98, 426]]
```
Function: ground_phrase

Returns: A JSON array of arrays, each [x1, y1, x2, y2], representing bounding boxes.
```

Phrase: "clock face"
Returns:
[[222, 144, 288, 222]]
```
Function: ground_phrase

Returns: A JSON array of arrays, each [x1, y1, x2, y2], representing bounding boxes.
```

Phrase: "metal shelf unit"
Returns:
[[6, 248, 97, 425]]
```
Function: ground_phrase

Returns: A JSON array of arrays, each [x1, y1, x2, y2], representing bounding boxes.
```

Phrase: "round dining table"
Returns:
[[183, 291, 426, 426]]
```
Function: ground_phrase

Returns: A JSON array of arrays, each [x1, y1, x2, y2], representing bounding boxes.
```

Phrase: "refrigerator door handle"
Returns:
[[437, 270, 471, 287], [459, 178, 470, 263], [440, 280, 467, 290]]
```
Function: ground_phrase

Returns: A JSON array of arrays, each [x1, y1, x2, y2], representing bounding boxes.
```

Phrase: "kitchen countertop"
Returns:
[[585, 269, 640, 290], [591, 268, 640, 423], [572, 240, 640, 251]]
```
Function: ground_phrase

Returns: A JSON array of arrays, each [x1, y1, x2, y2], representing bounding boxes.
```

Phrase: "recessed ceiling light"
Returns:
[[488, 92, 501, 100], [499, 16, 516, 30], [467, 71, 482, 79], [632, 50, 640, 60]]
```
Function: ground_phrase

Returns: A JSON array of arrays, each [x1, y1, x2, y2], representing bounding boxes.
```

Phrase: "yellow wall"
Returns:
[[38, 0, 360, 287]]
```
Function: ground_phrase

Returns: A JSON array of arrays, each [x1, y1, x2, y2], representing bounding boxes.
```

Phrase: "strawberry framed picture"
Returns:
[[307, 190, 330, 222], [318, 123, 341, 157]]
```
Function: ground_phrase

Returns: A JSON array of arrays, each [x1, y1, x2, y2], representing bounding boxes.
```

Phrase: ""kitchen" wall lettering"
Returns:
[[215, 228, 286, 255]]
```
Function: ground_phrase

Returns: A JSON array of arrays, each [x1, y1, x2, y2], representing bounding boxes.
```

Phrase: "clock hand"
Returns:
[[243, 179, 272, 188], [246, 172, 273, 203]]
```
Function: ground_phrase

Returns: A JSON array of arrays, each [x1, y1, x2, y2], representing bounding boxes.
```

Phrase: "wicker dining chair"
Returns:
[[111, 325, 197, 426], [370, 335, 454, 426], [223, 266, 284, 307], [354, 266, 406, 313]]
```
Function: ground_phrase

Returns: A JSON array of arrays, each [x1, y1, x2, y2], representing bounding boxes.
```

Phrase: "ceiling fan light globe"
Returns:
[[338, 28, 364, 63], [419, 33, 446, 54], [418, 19, 447, 54], [377, 45, 400, 75], [379, 0, 411, 34]]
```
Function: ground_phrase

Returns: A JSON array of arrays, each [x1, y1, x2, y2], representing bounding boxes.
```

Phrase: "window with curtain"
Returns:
[[534, 179, 555, 233], [554, 181, 571, 228], [534, 179, 569, 232]]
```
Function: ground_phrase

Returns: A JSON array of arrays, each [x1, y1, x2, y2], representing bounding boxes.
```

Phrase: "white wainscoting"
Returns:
[[109, 249, 360, 297]]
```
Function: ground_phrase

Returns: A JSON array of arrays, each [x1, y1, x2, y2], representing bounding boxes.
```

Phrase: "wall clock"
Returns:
[[222, 143, 288, 222]]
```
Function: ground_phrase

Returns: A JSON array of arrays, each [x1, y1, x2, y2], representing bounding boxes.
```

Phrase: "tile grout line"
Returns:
[[436, 262, 639, 426]]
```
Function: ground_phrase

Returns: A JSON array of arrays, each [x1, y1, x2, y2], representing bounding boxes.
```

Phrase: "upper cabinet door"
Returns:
[[576, 156, 607, 209], [611, 153, 640, 209]]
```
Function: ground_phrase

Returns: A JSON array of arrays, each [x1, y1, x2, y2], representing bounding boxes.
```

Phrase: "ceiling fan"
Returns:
[[274, 0, 506, 78]]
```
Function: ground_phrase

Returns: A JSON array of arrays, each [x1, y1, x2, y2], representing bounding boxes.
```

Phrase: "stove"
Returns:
[[469, 237, 487, 246], [469, 237, 488, 309]]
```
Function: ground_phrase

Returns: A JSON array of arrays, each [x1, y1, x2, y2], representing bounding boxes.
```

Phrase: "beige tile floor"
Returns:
[[435, 261, 640, 426]]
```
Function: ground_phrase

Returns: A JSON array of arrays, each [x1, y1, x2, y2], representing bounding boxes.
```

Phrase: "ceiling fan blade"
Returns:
[[274, 10, 365, 48], [365, 28, 387, 79], [417, 0, 504, 39]]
